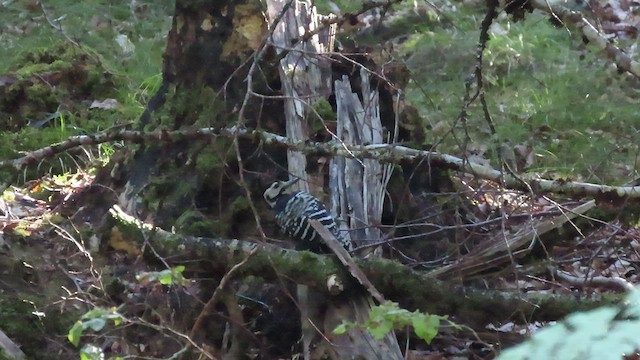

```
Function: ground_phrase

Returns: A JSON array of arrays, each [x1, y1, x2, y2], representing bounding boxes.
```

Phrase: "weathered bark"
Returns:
[[332, 69, 390, 248], [265, 1, 339, 358], [265, 1, 402, 358], [330, 70, 403, 358], [0, 329, 26, 360], [267, 0, 335, 193], [117, 0, 267, 231]]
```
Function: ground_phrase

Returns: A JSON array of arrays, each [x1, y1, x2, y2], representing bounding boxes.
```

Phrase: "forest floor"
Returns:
[[1, 0, 640, 359]]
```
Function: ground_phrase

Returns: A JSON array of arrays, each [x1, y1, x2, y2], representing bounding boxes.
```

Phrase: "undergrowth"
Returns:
[[402, 9, 640, 184]]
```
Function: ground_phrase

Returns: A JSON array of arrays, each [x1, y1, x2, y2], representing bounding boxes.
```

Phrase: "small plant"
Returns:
[[68, 307, 124, 360], [67, 266, 189, 359], [136, 265, 189, 286], [334, 302, 452, 343], [97, 142, 120, 166]]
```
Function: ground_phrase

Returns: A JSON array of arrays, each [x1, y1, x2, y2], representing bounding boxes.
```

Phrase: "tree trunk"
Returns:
[[105, 0, 273, 356], [117, 0, 265, 231], [104, 0, 404, 357], [266, 1, 402, 358]]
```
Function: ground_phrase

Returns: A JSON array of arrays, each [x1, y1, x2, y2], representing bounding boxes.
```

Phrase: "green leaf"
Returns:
[[82, 308, 106, 320], [412, 314, 440, 344], [333, 323, 348, 335], [113, 317, 123, 326], [80, 344, 105, 360], [158, 269, 173, 285], [369, 319, 394, 340], [84, 318, 107, 332], [68, 321, 84, 347], [498, 288, 640, 360]]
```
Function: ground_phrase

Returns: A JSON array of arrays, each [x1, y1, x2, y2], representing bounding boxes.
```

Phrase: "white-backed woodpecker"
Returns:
[[263, 178, 352, 252]]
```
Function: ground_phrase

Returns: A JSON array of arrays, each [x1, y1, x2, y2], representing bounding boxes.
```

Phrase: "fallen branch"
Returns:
[[552, 267, 635, 293], [105, 205, 622, 326], [428, 200, 596, 279], [4, 126, 640, 199], [189, 247, 257, 339], [0, 329, 26, 360]]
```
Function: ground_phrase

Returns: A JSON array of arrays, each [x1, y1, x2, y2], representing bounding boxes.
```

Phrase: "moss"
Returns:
[[309, 98, 336, 133], [222, 2, 267, 59], [0, 40, 123, 180], [195, 146, 226, 174], [229, 196, 250, 214], [0, 295, 79, 359], [162, 84, 227, 129], [174, 210, 216, 237]]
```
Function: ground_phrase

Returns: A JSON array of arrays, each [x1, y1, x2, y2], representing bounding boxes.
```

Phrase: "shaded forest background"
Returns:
[[1, 0, 640, 359]]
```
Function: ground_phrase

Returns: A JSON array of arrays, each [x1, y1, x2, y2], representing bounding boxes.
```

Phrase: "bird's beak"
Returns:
[[281, 177, 300, 189]]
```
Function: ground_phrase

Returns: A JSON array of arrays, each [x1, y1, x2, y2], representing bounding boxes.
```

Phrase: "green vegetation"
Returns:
[[334, 302, 451, 343], [0, 0, 172, 181], [68, 307, 125, 360], [1, 0, 640, 359], [498, 287, 640, 360], [402, 10, 640, 184], [1, 295, 78, 359], [1, 1, 636, 184]]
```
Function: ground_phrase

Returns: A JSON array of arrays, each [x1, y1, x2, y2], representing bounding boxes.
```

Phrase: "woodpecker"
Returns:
[[263, 178, 352, 253]]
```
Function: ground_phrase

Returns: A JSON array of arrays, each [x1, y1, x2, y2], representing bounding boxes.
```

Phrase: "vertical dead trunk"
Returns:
[[266, 1, 337, 358], [332, 69, 392, 247], [330, 70, 403, 359], [266, 0, 335, 194], [266, 0, 402, 358]]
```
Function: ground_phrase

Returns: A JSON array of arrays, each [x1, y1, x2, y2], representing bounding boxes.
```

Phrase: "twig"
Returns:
[[551, 267, 634, 292], [189, 248, 257, 338], [134, 317, 217, 360]]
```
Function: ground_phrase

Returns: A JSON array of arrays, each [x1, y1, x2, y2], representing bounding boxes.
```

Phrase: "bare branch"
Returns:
[[189, 248, 257, 338], [1, 126, 639, 200], [551, 267, 635, 292], [5, 126, 640, 199]]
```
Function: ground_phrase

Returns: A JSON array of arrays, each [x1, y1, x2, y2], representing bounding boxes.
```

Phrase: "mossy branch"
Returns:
[[105, 205, 621, 327], [4, 125, 640, 200]]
